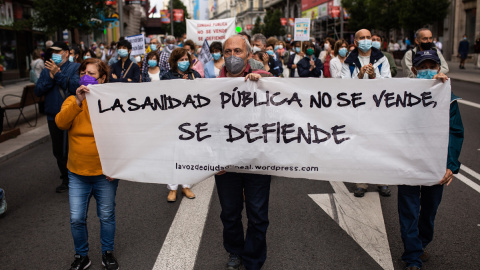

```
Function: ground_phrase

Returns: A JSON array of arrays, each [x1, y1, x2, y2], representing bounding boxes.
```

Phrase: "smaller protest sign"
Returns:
[[198, 39, 213, 65], [173, 9, 184, 22], [125, 34, 145, 56], [186, 18, 236, 46], [294, 18, 310, 41], [280, 18, 287, 26]]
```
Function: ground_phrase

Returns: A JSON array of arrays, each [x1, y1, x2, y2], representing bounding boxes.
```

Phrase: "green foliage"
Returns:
[[251, 16, 263, 35], [263, 9, 286, 38], [341, 0, 450, 35], [33, 0, 108, 35], [161, 0, 190, 37]]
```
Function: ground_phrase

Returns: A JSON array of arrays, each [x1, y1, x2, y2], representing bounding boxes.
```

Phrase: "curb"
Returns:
[[0, 125, 50, 163]]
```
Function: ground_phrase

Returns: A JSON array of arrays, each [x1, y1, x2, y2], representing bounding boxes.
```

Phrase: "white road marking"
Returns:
[[309, 181, 393, 270], [455, 173, 480, 194], [460, 165, 480, 181], [457, 99, 480, 109], [152, 177, 215, 270]]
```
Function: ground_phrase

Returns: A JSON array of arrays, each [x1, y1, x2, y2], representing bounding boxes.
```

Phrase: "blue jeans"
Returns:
[[215, 172, 271, 270], [398, 184, 444, 268], [69, 171, 119, 256]]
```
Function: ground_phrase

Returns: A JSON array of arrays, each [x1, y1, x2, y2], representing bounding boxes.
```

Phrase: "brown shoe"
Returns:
[[167, 190, 177, 202], [182, 188, 196, 199], [420, 250, 430, 262]]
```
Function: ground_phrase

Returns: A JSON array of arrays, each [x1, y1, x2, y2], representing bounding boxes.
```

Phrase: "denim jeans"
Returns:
[[215, 172, 271, 270], [398, 184, 444, 268], [69, 171, 119, 256]]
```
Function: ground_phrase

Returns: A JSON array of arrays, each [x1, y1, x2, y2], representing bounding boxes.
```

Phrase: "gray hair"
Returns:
[[415, 28, 431, 40], [165, 35, 176, 44], [252, 33, 267, 45], [223, 35, 253, 56]]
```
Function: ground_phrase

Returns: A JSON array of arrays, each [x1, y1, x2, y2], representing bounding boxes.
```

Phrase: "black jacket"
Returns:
[[344, 47, 384, 71], [297, 56, 323, 77], [160, 69, 201, 80], [109, 58, 140, 83]]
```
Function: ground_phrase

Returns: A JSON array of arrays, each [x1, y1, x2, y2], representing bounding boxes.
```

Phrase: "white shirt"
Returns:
[[214, 66, 220, 78], [329, 56, 343, 78], [31, 59, 44, 79], [358, 55, 370, 79], [148, 69, 160, 81], [293, 54, 302, 77]]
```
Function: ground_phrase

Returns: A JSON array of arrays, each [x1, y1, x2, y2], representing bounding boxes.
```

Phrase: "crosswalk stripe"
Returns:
[[457, 99, 480, 109], [455, 173, 480, 194], [460, 165, 480, 182], [152, 177, 215, 270]]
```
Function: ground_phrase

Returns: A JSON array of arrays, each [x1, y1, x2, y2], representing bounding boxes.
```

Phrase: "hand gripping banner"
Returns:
[[86, 78, 451, 186]]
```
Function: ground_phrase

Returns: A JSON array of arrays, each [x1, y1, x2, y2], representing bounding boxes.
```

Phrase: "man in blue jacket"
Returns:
[[399, 50, 464, 270], [458, 35, 469, 69], [35, 41, 80, 193]]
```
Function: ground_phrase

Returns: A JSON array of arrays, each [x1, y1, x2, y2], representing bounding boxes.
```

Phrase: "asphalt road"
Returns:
[[0, 78, 479, 270]]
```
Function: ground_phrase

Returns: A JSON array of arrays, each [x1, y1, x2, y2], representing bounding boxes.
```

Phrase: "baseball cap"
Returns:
[[50, 41, 69, 51], [412, 50, 440, 67]]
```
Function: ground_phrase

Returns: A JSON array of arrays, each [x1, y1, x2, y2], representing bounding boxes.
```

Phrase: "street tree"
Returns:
[[251, 16, 263, 35], [33, 0, 108, 42], [398, 0, 450, 34], [263, 9, 286, 38], [161, 0, 190, 37]]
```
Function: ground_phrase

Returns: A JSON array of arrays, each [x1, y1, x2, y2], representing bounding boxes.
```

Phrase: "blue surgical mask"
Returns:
[[266, 50, 274, 56], [69, 55, 74, 62], [274, 45, 280, 51], [212, 53, 221, 61], [100, 45, 104, 50], [118, 49, 128, 58], [52, 53, 63, 64], [338, 47, 348, 57], [372, 41, 381, 50], [148, 59, 157, 67], [83, 55, 91, 60], [178, 61, 190, 72], [416, 69, 438, 79], [150, 44, 157, 51], [295, 47, 301, 53], [357, 39, 372, 52]]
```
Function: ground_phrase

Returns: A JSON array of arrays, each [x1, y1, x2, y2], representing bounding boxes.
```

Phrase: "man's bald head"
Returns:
[[223, 35, 253, 57], [355, 29, 372, 40]]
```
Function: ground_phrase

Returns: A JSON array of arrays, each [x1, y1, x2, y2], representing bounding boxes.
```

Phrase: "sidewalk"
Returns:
[[0, 79, 49, 163], [1, 63, 480, 163]]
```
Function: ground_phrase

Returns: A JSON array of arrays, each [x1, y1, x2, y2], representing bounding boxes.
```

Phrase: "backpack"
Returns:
[[29, 60, 40, 83]]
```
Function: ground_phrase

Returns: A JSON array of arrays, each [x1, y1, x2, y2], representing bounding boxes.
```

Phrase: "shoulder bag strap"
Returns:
[[122, 62, 134, 79]]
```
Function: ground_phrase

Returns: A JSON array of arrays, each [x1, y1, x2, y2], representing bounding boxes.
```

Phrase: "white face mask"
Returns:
[[135, 56, 141, 62], [252, 46, 262, 53], [324, 43, 330, 50]]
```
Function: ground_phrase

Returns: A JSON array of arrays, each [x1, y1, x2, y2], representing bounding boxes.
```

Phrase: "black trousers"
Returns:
[[47, 120, 68, 183]]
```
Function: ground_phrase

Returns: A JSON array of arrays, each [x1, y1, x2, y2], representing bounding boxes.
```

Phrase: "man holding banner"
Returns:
[[216, 35, 272, 270]]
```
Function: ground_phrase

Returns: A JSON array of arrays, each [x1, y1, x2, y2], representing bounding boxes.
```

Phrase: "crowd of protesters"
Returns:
[[24, 27, 464, 270]]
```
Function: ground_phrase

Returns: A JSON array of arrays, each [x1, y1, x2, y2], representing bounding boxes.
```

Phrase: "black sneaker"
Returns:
[[70, 254, 91, 270], [354, 188, 367, 197], [56, 183, 69, 193], [226, 253, 242, 270], [102, 251, 119, 270], [378, 186, 391, 197]]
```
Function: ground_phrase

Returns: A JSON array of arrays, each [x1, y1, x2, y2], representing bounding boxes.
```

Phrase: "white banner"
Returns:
[[125, 34, 145, 56], [186, 18, 236, 46], [86, 78, 450, 186]]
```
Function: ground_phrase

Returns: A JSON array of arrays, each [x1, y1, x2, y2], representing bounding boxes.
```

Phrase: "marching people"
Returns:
[[204, 41, 224, 78], [319, 37, 335, 77], [401, 28, 449, 78], [141, 51, 164, 82], [95, 43, 108, 62], [399, 49, 464, 270], [329, 39, 349, 78], [252, 33, 282, 76], [109, 39, 140, 83], [183, 39, 205, 77], [56, 58, 120, 270], [69, 46, 82, 63], [140, 37, 161, 78], [265, 43, 283, 76], [297, 41, 323, 78], [82, 49, 96, 60], [159, 35, 177, 76], [340, 29, 392, 197], [372, 33, 397, 77], [286, 41, 304, 77], [216, 34, 272, 270], [161, 47, 200, 202], [30, 48, 45, 83], [238, 32, 265, 70], [458, 35, 469, 70], [34, 41, 80, 193]]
